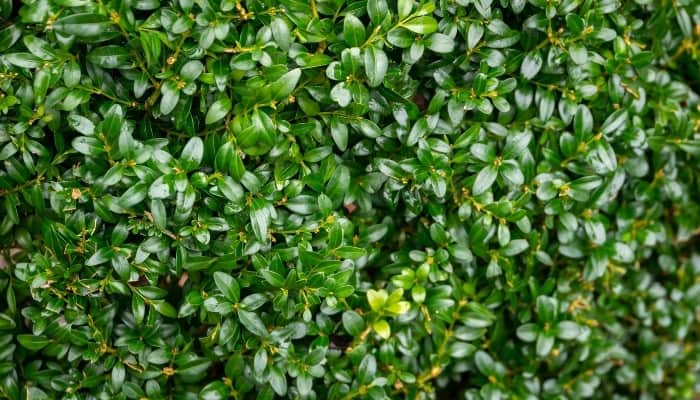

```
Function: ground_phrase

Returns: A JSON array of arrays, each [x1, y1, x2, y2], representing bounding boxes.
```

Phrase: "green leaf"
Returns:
[[111, 364, 125, 388], [214, 271, 240, 303], [343, 13, 366, 47], [474, 350, 495, 376], [254, 348, 267, 375], [330, 118, 349, 150], [86, 247, 113, 266], [205, 98, 231, 125], [539, 90, 555, 121], [218, 176, 244, 203], [0, 313, 16, 330], [335, 246, 366, 259], [357, 354, 377, 384], [407, 118, 428, 146], [353, 118, 382, 138], [398, 0, 413, 19], [103, 104, 125, 138], [297, 373, 313, 397], [402, 16, 438, 34], [364, 46, 388, 88], [271, 17, 291, 51], [586, 140, 617, 174], [631, 51, 654, 68], [330, 82, 351, 107], [271, 68, 301, 99], [536, 333, 555, 357], [139, 31, 161, 67], [23, 35, 55, 60], [569, 43, 588, 64], [250, 198, 270, 242], [68, 114, 95, 135], [387, 27, 414, 48], [342, 310, 365, 336], [63, 59, 81, 87], [516, 323, 538, 342], [119, 182, 148, 208], [450, 342, 476, 358], [472, 165, 498, 195], [367, 0, 388, 25], [149, 176, 171, 199], [53, 13, 118, 41], [152, 300, 177, 318], [574, 105, 593, 137], [17, 335, 49, 351], [536, 296, 558, 322], [500, 161, 524, 186], [566, 14, 584, 34], [0, 25, 22, 53], [3, 53, 42, 68], [180, 60, 204, 81], [151, 199, 167, 230], [160, 80, 180, 115], [178, 358, 211, 382], [0, 142, 18, 161], [426, 33, 455, 53], [87, 45, 131, 68], [199, 381, 228, 400], [285, 195, 318, 215], [238, 309, 268, 337], [502, 239, 529, 256], [600, 109, 627, 135], [268, 365, 287, 396], [556, 321, 581, 340], [467, 23, 484, 49]]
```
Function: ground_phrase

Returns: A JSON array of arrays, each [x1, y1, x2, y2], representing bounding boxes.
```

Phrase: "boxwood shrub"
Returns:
[[1, 0, 700, 398]]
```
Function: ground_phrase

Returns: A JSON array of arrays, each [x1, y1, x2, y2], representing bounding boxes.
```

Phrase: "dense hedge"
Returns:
[[2, 0, 700, 398]]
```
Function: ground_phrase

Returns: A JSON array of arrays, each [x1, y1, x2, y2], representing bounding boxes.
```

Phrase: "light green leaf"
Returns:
[[373, 319, 391, 339], [398, 0, 413, 19], [367, 289, 387, 312], [53, 13, 118, 41]]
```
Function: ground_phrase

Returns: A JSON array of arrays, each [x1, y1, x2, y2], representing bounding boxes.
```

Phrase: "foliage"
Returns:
[[1, 0, 700, 398]]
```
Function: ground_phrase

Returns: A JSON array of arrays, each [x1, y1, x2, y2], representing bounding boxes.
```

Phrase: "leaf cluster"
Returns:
[[1, 0, 700, 399]]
